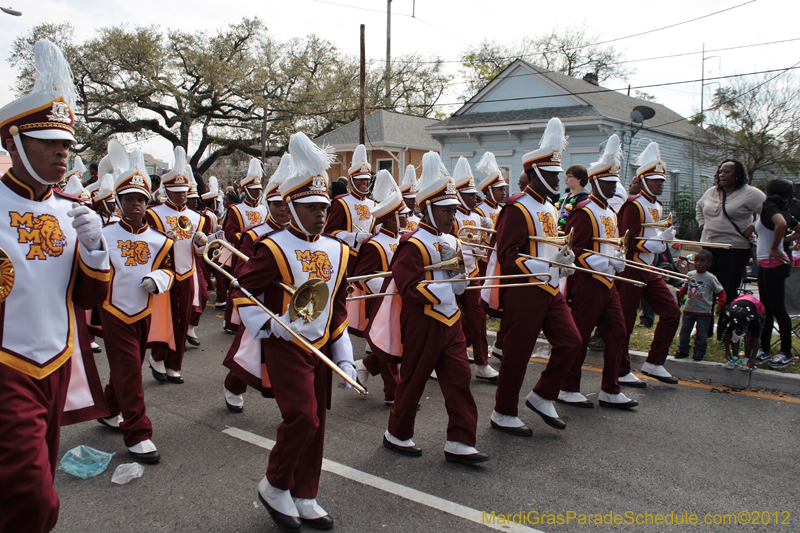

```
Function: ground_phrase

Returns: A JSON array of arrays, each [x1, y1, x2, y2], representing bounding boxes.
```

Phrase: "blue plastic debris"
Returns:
[[59, 445, 115, 479]]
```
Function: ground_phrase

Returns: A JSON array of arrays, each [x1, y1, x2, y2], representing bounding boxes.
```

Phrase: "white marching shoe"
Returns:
[[525, 391, 566, 430], [354, 358, 370, 388], [557, 390, 593, 408], [640, 362, 678, 384], [474, 364, 499, 383], [618, 371, 646, 388], [597, 390, 639, 409]]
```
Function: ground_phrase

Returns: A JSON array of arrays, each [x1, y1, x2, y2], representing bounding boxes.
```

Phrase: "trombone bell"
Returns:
[[592, 230, 631, 254], [0, 248, 14, 302], [529, 228, 574, 249], [281, 278, 329, 323], [641, 213, 673, 229]]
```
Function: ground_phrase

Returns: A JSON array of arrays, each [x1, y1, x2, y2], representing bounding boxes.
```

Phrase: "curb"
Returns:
[[485, 331, 800, 396]]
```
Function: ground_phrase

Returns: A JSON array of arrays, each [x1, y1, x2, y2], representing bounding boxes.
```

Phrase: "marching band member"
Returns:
[[452, 156, 498, 382], [474, 152, 508, 361], [201, 175, 222, 225], [474, 151, 507, 227], [232, 132, 356, 532], [0, 39, 110, 533], [353, 169, 408, 404], [615, 142, 680, 385], [59, 154, 86, 192], [222, 154, 292, 414], [222, 160, 268, 332], [324, 143, 376, 276], [383, 151, 488, 465], [97, 150, 175, 463], [91, 173, 120, 225], [145, 147, 206, 385], [483, 117, 580, 436], [399, 164, 421, 232], [559, 135, 638, 409]]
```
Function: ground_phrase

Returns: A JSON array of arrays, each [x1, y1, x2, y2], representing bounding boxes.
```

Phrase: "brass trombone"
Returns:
[[530, 228, 574, 248], [581, 249, 690, 282], [593, 230, 631, 254], [641, 212, 673, 229], [635, 237, 732, 249], [347, 249, 466, 283], [518, 253, 646, 287], [202, 240, 367, 396], [347, 273, 552, 300], [0, 247, 14, 302]]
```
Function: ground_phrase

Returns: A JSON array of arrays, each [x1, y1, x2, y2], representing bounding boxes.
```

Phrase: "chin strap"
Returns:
[[288, 203, 313, 236], [426, 204, 438, 231], [592, 179, 608, 201], [12, 133, 52, 186], [533, 167, 557, 195], [640, 177, 653, 196]]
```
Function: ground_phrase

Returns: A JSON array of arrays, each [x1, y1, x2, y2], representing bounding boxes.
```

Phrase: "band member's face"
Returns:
[[490, 186, 507, 204], [431, 204, 456, 234], [245, 187, 260, 201], [719, 162, 736, 189], [539, 169, 561, 191], [102, 200, 117, 217], [7, 136, 73, 185], [293, 201, 328, 235], [166, 189, 187, 206], [518, 172, 530, 192], [596, 180, 617, 199], [351, 177, 370, 195], [629, 178, 642, 195], [119, 193, 147, 224], [403, 197, 416, 212], [643, 178, 664, 196], [268, 200, 291, 226], [460, 192, 478, 210]]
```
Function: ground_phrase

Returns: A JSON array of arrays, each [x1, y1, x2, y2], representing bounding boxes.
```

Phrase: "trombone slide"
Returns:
[[519, 254, 646, 287], [635, 237, 732, 249], [203, 241, 367, 396], [420, 273, 551, 285], [582, 249, 689, 282]]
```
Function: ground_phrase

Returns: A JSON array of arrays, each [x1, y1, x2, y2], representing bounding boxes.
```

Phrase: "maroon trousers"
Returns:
[[263, 337, 330, 499], [617, 267, 680, 374], [0, 361, 70, 533], [99, 311, 153, 448], [388, 314, 477, 446], [494, 286, 581, 416], [190, 265, 210, 327], [457, 286, 489, 365], [222, 326, 249, 396], [562, 274, 623, 394], [215, 267, 229, 305], [151, 275, 194, 371], [362, 350, 399, 402]]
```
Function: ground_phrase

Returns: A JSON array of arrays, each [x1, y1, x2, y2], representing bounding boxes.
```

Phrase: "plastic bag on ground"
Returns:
[[111, 463, 145, 484], [59, 445, 115, 479]]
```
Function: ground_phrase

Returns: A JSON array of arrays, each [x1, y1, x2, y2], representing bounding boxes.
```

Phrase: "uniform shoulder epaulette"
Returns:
[[53, 189, 82, 203], [507, 191, 526, 205]]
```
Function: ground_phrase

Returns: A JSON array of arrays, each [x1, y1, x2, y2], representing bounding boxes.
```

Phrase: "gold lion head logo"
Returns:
[[600, 216, 616, 238], [537, 212, 558, 238], [296, 250, 334, 282], [648, 208, 659, 222], [34, 214, 66, 257], [132, 241, 151, 265]]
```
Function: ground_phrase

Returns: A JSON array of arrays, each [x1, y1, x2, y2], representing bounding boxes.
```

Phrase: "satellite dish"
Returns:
[[0, 7, 22, 15], [630, 110, 644, 124], [633, 105, 656, 121]]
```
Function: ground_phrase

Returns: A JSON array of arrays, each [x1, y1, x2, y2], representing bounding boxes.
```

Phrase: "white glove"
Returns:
[[355, 232, 372, 244], [657, 227, 675, 242], [139, 277, 159, 294], [68, 203, 103, 252], [561, 266, 575, 277], [480, 217, 493, 229], [447, 272, 469, 295], [193, 231, 208, 246], [549, 244, 575, 267], [215, 228, 225, 241], [337, 360, 358, 389], [439, 242, 457, 261], [270, 312, 303, 342], [609, 250, 626, 273]]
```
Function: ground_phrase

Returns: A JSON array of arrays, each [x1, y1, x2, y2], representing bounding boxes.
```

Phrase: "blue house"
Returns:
[[426, 60, 713, 208]]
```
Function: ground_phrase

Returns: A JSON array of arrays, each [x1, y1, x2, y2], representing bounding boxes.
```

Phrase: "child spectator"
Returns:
[[754, 178, 800, 368], [675, 249, 726, 361], [721, 295, 766, 370]]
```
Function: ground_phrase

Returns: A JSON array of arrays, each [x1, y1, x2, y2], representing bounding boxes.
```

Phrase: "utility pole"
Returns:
[[261, 107, 268, 164], [700, 43, 705, 127], [385, 0, 392, 105], [359, 24, 366, 145]]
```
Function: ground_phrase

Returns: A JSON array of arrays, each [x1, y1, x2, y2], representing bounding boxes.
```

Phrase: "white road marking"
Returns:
[[223, 426, 542, 532]]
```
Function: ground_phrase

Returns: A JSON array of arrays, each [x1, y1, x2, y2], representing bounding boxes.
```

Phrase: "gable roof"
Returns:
[[314, 110, 441, 151], [432, 59, 703, 140]]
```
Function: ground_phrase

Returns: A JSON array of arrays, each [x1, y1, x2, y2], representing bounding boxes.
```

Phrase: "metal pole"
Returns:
[[385, 0, 392, 105], [359, 24, 366, 145], [700, 43, 705, 127], [261, 107, 268, 164]]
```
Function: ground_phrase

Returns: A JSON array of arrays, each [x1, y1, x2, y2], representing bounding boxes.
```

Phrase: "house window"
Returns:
[[377, 159, 393, 174]]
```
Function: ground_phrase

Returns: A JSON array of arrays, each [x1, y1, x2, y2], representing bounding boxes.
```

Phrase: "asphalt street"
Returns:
[[53, 305, 799, 533]]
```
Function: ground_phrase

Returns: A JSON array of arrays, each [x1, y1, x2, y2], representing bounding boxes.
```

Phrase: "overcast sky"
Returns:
[[1, 0, 797, 165]]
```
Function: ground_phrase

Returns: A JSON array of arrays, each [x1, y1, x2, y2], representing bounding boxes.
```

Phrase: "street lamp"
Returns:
[[620, 105, 656, 186], [1, 6, 22, 15]]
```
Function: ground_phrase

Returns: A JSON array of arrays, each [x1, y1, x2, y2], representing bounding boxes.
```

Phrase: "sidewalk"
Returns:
[[486, 331, 800, 396]]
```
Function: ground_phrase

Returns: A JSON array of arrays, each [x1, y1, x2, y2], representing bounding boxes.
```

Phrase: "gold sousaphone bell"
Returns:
[[0, 247, 14, 302], [207, 240, 328, 323]]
